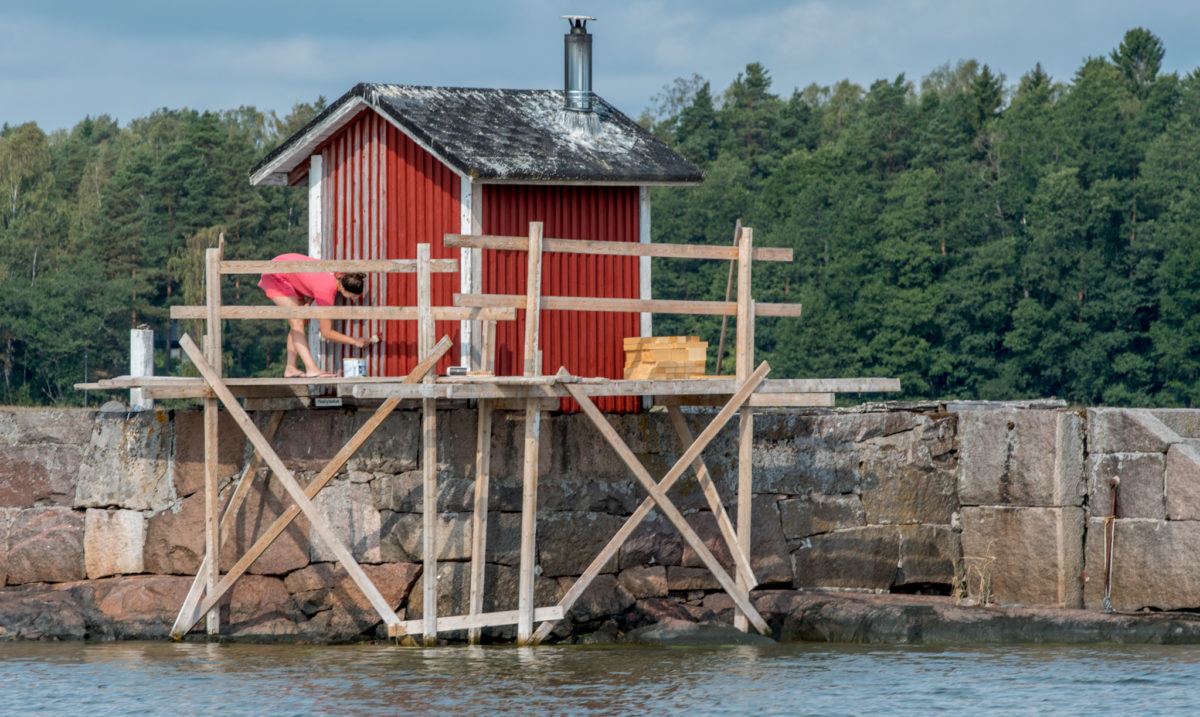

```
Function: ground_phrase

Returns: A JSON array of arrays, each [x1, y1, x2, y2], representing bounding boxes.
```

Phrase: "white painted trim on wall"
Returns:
[[308, 155, 323, 258], [459, 178, 474, 368], [308, 155, 324, 368], [639, 186, 652, 339], [639, 186, 652, 411]]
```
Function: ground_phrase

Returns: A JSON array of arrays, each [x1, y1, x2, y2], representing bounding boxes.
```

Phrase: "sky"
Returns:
[[4, 0, 1200, 133]]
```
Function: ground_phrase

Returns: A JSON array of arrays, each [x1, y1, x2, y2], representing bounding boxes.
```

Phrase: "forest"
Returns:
[[1, 27, 1198, 407]]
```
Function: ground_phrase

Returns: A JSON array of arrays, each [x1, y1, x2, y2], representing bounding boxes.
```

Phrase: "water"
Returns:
[[1, 641, 1198, 716]]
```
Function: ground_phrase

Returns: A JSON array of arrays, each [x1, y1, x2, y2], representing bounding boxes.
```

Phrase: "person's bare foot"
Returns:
[[284, 368, 335, 378]]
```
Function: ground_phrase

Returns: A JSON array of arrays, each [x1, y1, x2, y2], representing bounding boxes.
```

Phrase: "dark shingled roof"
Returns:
[[250, 83, 704, 186]]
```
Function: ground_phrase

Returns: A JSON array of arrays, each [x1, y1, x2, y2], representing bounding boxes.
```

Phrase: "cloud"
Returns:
[[5, 1, 1200, 133]]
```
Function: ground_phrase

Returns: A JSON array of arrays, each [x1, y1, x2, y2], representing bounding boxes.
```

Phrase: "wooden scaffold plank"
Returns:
[[203, 244, 222, 635], [399, 607, 564, 635], [734, 227, 755, 633], [518, 221, 544, 645], [218, 258, 459, 275], [468, 319, 498, 644], [443, 233, 793, 263], [417, 243, 439, 645], [171, 305, 516, 322], [466, 395, 493, 645], [452, 292, 802, 318]]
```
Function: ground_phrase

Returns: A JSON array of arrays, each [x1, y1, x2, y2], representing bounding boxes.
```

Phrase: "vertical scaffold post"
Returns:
[[468, 318, 498, 644], [418, 243, 439, 645], [518, 221, 544, 645], [203, 240, 223, 635], [734, 227, 755, 632], [467, 394, 493, 645]]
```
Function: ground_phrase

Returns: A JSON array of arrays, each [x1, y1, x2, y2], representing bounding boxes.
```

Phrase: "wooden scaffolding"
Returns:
[[82, 223, 899, 645]]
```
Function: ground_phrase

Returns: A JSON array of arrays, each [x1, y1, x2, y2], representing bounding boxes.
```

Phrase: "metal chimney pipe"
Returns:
[[562, 15, 596, 113]]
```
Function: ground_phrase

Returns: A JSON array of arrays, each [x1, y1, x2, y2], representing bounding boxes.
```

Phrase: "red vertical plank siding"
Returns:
[[317, 109, 460, 377], [481, 184, 641, 413], [312, 108, 641, 404]]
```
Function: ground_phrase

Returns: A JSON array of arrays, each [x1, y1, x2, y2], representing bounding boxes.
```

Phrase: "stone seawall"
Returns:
[[1, 401, 1199, 643]]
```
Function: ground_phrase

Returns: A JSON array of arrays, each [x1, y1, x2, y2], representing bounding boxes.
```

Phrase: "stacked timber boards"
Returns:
[[624, 336, 707, 380]]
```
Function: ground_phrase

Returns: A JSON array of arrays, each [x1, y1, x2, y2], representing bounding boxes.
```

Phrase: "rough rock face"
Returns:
[[172, 409, 245, 498], [310, 480, 381, 563], [75, 409, 174, 511], [769, 590, 1200, 645], [89, 575, 195, 639], [1165, 443, 1200, 521], [143, 490, 209, 576], [6, 404, 1200, 642], [0, 508, 14, 585], [957, 409, 1086, 608], [220, 472, 310, 576], [6, 507, 85, 584], [958, 409, 1085, 507], [84, 508, 144, 578], [0, 409, 94, 509], [776, 411, 958, 595], [1077, 408, 1200, 612], [0, 583, 90, 640], [959, 506, 1084, 608], [1083, 518, 1200, 612]]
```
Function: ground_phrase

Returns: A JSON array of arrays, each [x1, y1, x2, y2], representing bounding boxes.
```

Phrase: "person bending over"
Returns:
[[258, 253, 375, 378]]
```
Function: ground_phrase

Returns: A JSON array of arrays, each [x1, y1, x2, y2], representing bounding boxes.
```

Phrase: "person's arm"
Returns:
[[318, 319, 371, 349]]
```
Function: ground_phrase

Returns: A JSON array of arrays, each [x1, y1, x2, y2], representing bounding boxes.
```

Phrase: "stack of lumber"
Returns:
[[623, 336, 708, 380]]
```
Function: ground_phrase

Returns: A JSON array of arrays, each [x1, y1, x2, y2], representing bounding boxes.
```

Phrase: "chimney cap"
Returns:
[[562, 15, 596, 30]]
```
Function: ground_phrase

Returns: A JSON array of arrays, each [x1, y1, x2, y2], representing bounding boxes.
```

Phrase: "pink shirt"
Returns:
[[258, 253, 339, 306]]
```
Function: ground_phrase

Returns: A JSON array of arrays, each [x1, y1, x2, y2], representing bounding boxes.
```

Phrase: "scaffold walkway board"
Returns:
[[79, 374, 900, 405]]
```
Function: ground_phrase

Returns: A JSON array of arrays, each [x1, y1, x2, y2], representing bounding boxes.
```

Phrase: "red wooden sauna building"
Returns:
[[249, 17, 702, 411]]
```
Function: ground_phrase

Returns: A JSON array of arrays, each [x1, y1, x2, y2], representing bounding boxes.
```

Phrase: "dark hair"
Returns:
[[340, 273, 366, 296]]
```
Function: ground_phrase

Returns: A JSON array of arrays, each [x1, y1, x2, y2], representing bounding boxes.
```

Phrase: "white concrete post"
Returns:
[[130, 327, 154, 411]]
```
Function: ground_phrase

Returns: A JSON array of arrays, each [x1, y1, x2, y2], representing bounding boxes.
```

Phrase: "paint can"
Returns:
[[343, 358, 367, 377]]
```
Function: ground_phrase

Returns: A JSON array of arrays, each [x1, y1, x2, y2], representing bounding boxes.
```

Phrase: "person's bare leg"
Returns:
[[284, 323, 300, 376], [271, 295, 322, 376]]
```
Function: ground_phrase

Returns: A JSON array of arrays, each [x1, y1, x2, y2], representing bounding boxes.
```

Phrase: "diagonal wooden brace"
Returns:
[[170, 334, 451, 639], [531, 362, 772, 643], [666, 405, 756, 591], [172, 335, 451, 639], [172, 410, 284, 638]]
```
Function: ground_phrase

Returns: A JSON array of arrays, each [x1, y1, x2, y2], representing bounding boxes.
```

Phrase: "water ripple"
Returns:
[[2, 642, 1200, 716]]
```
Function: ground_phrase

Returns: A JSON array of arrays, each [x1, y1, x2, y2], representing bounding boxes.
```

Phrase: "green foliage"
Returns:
[[642, 28, 1200, 406], [0, 104, 314, 404], [1111, 27, 1165, 95]]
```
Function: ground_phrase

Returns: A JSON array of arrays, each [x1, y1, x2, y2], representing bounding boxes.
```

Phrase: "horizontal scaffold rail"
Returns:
[[170, 305, 516, 322], [452, 292, 802, 318], [218, 258, 459, 274], [444, 234, 793, 262], [77, 374, 900, 404]]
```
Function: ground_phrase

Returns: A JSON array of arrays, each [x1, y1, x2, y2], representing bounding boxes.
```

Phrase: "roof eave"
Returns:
[[250, 87, 476, 188], [475, 176, 704, 187], [249, 97, 371, 186]]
